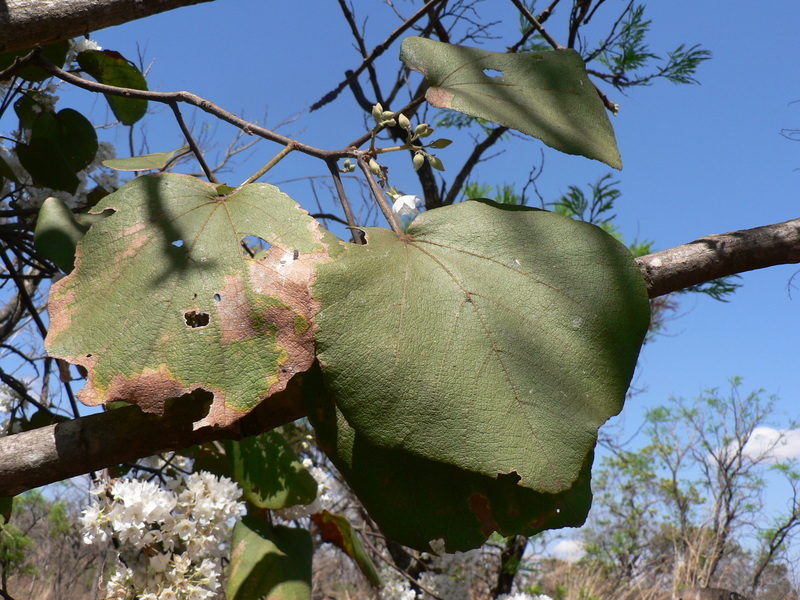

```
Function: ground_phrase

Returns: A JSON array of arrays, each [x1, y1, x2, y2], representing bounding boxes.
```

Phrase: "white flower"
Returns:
[[73, 38, 102, 53], [392, 194, 421, 217]]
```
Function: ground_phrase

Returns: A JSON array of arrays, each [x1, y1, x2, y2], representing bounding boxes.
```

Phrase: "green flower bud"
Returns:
[[369, 158, 382, 176], [428, 155, 445, 171], [398, 113, 411, 129], [371, 103, 383, 121], [412, 152, 425, 171]]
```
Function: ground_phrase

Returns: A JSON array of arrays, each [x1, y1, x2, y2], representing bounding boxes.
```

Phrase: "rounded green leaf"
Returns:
[[15, 108, 98, 193], [46, 173, 329, 428], [313, 199, 649, 495], [400, 36, 622, 169], [77, 49, 148, 125]]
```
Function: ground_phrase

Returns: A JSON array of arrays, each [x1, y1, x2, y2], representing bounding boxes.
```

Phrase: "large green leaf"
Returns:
[[46, 173, 329, 427], [313, 200, 649, 495], [77, 50, 148, 125], [306, 364, 593, 552], [400, 36, 622, 169], [228, 517, 312, 600]]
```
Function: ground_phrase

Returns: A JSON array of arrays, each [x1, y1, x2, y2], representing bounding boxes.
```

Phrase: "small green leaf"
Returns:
[[0, 40, 69, 82], [77, 49, 148, 125], [227, 431, 318, 510], [34, 197, 94, 272], [311, 510, 382, 586], [228, 517, 312, 600], [216, 183, 237, 195], [400, 36, 622, 169], [103, 146, 190, 171]]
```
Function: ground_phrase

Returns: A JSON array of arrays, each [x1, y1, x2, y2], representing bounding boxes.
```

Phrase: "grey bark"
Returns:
[[0, 217, 799, 496], [0, 0, 216, 53], [637, 217, 800, 298]]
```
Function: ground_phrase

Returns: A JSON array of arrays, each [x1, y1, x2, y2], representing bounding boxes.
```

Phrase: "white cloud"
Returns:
[[550, 539, 585, 563], [741, 427, 800, 462]]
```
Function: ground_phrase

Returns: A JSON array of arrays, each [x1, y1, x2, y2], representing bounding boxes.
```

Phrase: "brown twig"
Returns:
[[509, 0, 564, 50], [356, 154, 403, 235], [309, 0, 447, 111]]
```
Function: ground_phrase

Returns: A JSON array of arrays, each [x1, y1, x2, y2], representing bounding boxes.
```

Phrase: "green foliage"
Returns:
[[596, 5, 711, 88], [34, 196, 108, 272], [401, 36, 622, 169]]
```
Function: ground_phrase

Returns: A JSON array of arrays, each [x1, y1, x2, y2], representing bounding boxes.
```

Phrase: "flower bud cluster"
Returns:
[[81, 472, 245, 600]]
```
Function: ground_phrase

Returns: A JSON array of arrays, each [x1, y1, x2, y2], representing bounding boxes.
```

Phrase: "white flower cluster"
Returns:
[[81, 472, 245, 600], [272, 457, 334, 521]]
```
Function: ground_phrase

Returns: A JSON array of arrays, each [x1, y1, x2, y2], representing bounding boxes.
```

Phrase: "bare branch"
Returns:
[[636, 218, 800, 299], [309, 0, 447, 111]]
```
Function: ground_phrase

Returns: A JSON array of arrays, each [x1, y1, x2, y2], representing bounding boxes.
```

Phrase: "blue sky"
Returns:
[[49, 0, 800, 530]]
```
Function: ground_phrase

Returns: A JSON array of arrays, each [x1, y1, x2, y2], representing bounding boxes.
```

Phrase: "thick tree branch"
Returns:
[[0, 0, 215, 53], [0, 379, 306, 497], [1, 217, 799, 496], [636, 217, 800, 299]]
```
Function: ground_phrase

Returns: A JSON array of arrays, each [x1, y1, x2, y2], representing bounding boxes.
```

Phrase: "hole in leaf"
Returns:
[[171, 239, 184, 247], [483, 68, 503, 78], [213, 293, 221, 302], [184, 310, 210, 328], [241, 235, 271, 258]]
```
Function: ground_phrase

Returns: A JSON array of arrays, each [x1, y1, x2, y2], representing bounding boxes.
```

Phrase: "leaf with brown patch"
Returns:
[[46, 173, 330, 428]]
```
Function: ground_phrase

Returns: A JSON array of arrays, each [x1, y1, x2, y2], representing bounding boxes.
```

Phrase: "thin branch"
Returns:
[[356, 155, 403, 234], [309, 0, 447, 111], [169, 103, 219, 183], [324, 159, 364, 245], [4, 52, 354, 162], [443, 125, 508, 205], [508, 0, 564, 50], [239, 143, 295, 187]]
